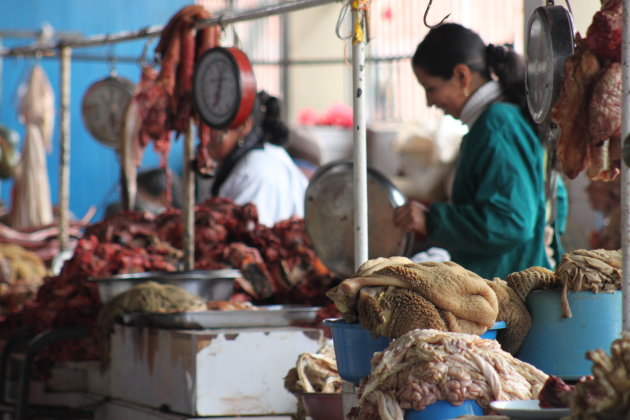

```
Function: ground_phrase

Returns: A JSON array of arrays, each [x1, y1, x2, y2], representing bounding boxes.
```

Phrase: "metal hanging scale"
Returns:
[[525, 1, 574, 226], [526, 1, 574, 127], [81, 75, 135, 149], [192, 46, 257, 130]]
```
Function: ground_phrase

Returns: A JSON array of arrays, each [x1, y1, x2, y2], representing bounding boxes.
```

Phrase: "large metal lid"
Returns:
[[304, 160, 412, 278], [525, 3, 574, 125]]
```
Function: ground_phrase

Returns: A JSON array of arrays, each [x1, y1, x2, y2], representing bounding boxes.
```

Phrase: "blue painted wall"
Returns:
[[0, 0, 191, 222]]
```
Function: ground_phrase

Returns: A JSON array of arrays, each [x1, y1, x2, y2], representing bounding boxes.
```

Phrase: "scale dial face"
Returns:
[[193, 47, 256, 130], [526, 6, 574, 125], [81, 76, 135, 149]]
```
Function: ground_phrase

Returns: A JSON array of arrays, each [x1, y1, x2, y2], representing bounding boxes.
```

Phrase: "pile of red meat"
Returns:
[[551, 0, 622, 182], [0, 198, 339, 363]]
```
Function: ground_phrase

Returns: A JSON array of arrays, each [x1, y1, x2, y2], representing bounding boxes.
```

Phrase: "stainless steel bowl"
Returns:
[[89, 269, 240, 303]]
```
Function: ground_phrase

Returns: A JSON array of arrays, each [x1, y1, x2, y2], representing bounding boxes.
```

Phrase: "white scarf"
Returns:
[[459, 80, 504, 128]]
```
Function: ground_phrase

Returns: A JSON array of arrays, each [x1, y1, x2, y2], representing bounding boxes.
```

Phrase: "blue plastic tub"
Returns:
[[323, 319, 390, 383], [517, 290, 621, 380], [324, 318, 506, 384], [405, 400, 483, 420], [480, 320, 506, 339]]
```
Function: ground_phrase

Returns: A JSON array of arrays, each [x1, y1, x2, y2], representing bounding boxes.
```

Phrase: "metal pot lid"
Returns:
[[526, 3, 574, 125], [304, 159, 412, 278]]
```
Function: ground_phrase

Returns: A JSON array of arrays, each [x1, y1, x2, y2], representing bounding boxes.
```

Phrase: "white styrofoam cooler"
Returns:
[[109, 325, 326, 417]]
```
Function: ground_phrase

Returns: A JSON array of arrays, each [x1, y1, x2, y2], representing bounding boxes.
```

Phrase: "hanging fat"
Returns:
[[8, 124, 53, 229], [120, 97, 140, 211], [586, 137, 621, 182], [18, 65, 55, 151]]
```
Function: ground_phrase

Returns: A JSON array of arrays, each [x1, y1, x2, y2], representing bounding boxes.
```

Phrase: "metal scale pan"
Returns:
[[304, 159, 412, 279]]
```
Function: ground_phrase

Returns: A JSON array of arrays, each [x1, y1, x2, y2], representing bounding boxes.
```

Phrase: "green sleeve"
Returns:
[[426, 127, 539, 255], [554, 175, 568, 234]]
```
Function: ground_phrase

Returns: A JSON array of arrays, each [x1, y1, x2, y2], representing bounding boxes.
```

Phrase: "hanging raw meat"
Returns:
[[9, 65, 55, 229], [125, 5, 219, 178], [120, 5, 220, 209], [550, 0, 622, 181], [584, 0, 622, 62], [551, 45, 600, 180]]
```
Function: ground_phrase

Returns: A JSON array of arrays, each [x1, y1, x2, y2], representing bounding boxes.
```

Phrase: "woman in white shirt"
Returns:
[[204, 91, 308, 226]]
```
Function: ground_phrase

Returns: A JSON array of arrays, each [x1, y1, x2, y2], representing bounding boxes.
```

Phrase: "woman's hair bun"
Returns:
[[258, 90, 289, 145], [486, 43, 510, 66]]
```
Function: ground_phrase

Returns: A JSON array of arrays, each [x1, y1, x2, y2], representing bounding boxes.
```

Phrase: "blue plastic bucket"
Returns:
[[323, 319, 390, 383], [517, 290, 622, 380], [324, 319, 505, 384], [405, 400, 483, 420]]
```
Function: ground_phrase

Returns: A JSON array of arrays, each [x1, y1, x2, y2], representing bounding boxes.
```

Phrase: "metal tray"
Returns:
[[120, 305, 321, 329], [304, 159, 412, 278], [89, 269, 240, 303]]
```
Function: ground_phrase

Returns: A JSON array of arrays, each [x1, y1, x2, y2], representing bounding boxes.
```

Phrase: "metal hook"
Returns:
[[107, 44, 117, 76], [563, 0, 573, 17], [423, 0, 450, 29], [335, 1, 352, 40], [215, 14, 231, 45], [137, 37, 155, 68], [231, 24, 242, 50]]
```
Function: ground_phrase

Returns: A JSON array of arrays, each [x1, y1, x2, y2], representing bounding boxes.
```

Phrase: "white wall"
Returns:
[[286, 4, 348, 123]]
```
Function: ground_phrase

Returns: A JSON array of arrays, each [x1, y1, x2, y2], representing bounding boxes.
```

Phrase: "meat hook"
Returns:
[[563, 0, 573, 17], [137, 37, 157, 68], [107, 45, 117, 76], [423, 0, 450, 29], [546, 0, 572, 16]]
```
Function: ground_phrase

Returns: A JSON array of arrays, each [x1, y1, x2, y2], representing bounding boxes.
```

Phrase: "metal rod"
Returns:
[[0, 29, 82, 40], [4, 53, 411, 66], [280, 13, 290, 120], [33, 52, 154, 63], [621, 0, 630, 331], [1, 0, 340, 57], [1, 25, 163, 56], [59, 46, 71, 252], [183, 119, 195, 271], [194, 0, 339, 29], [352, 4, 368, 271]]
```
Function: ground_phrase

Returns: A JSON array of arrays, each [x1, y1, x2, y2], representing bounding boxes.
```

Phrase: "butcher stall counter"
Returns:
[[95, 308, 327, 419]]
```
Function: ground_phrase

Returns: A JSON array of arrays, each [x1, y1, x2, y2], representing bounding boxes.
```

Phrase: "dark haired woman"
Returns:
[[205, 91, 308, 226], [394, 23, 567, 279]]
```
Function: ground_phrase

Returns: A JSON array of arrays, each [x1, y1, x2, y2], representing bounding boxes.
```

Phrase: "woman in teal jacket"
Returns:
[[394, 23, 567, 279]]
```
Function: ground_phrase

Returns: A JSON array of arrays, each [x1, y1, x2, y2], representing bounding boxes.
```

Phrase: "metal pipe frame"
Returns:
[[351, 3, 368, 270], [0, 0, 340, 57], [621, 0, 630, 330]]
